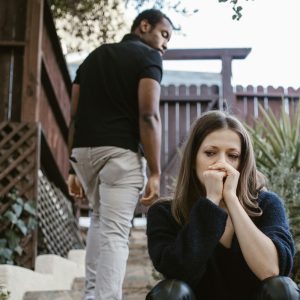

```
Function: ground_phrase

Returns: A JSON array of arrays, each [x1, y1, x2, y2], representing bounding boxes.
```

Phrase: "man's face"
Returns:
[[141, 18, 173, 55]]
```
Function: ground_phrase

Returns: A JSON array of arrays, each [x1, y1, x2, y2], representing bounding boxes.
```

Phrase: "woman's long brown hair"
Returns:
[[171, 110, 264, 225]]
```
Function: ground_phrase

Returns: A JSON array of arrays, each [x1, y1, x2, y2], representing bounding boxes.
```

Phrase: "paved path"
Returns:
[[123, 224, 160, 299]]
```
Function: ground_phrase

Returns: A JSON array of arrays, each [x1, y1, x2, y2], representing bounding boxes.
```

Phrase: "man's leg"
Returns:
[[94, 148, 145, 300], [71, 147, 145, 299], [84, 212, 101, 300], [70, 147, 107, 300]]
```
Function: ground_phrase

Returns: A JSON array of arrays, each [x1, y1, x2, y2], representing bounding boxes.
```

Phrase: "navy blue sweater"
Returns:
[[146, 191, 295, 300]]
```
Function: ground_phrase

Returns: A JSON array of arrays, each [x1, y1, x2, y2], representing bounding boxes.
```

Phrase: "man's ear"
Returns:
[[139, 19, 151, 33]]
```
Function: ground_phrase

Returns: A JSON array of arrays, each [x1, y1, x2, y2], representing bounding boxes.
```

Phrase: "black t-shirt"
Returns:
[[72, 33, 163, 152]]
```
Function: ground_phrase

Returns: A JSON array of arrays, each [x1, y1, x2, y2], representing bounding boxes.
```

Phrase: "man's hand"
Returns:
[[67, 174, 85, 199], [140, 174, 160, 207]]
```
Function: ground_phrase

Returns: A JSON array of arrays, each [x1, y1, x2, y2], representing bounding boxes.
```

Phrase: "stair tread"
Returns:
[[23, 227, 155, 299]]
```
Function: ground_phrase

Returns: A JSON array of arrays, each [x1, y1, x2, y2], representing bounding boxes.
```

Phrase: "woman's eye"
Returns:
[[229, 154, 239, 160], [205, 151, 214, 157]]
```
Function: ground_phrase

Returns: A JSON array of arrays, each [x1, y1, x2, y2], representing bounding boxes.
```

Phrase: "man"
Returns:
[[67, 9, 173, 300]]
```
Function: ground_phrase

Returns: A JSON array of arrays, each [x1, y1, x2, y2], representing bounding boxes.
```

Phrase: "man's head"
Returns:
[[131, 9, 174, 55]]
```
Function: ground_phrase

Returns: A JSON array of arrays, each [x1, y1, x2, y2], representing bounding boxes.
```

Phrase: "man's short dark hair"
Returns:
[[130, 9, 174, 32]]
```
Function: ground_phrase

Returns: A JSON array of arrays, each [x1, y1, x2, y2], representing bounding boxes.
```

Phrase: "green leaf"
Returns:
[[0, 248, 13, 260], [24, 201, 36, 216], [258, 104, 284, 150], [14, 245, 23, 256], [3, 211, 18, 224], [15, 196, 24, 206], [16, 220, 27, 235], [27, 217, 38, 231], [12, 203, 23, 218], [0, 239, 7, 248], [6, 231, 21, 249]]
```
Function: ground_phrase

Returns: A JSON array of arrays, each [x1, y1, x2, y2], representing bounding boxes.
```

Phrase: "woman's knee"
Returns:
[[256, 276, 300, 300], [146, 279, 196, 300]]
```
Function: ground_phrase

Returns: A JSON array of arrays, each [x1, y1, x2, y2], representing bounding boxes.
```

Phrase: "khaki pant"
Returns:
[[70, 146, 146, 300]]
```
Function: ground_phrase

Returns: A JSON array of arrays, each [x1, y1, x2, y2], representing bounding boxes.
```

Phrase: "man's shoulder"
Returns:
[[120, 35, 161, 58]]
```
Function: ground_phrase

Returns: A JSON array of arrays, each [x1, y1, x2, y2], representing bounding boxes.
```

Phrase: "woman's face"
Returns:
[[195, 128, 242, 184]]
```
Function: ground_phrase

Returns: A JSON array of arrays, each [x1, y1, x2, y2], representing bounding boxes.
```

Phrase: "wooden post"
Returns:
[[21, 0, 44, 122], [221, 54, 235, 112], [163, 48, 251, 111]]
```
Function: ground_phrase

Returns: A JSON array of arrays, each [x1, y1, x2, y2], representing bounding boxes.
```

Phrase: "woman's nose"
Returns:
[[216, 153, 226, 163]]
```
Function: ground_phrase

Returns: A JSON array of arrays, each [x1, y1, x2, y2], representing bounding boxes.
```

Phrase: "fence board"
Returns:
[[160, 84, 218, 195], [0, 49, 11, 120], [0, 0, 27, 41]]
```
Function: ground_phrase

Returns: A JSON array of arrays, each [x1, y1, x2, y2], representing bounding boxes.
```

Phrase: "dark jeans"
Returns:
[[145, 276, 300, 300]]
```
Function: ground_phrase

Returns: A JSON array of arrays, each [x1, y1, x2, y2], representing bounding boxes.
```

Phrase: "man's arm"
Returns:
[[68, 83, 80, 153], [67, 83, 84, 199], [138, 78, 162, 206]]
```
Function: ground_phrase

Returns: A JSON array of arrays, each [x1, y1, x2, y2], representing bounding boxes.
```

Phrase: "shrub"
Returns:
[[246, 100, 300, 284], [0, 286, 10, 300], [0, 190, 37, 265]]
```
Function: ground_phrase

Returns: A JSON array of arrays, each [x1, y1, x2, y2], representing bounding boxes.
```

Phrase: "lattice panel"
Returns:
[[0, 122, 39, 269], [38, 170, 84, 257], [0, 122, 39, 199]]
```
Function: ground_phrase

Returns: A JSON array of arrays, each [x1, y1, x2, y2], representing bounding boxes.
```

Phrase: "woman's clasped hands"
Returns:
[[203, 162, 240, 206]]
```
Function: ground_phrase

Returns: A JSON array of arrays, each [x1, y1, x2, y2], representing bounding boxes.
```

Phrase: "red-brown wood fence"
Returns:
[[0, 0, 82, 268]]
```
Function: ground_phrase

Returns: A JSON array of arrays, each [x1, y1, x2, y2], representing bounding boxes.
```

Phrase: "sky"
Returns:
[[126, 0, 300, 89]]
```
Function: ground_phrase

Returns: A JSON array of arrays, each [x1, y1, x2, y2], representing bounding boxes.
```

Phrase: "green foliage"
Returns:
[[218, 0, 252, 20], [0, 286, 10, 300], [246, 100, 300, 284], [0, 190, 37, 265], [126, 0, 199, 16], [49, 0, 251, 53], [247, 102, 300, 172], [49, 0, 126, 53]]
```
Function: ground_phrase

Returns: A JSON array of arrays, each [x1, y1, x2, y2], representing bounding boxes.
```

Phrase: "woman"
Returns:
[[146, 110, 300, 300]]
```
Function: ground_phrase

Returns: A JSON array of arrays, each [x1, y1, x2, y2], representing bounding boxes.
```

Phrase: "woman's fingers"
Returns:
[[203, 169, 227, 204]]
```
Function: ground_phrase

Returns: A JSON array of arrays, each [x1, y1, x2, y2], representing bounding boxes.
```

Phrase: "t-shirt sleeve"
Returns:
[[139, 49, 163, 83]]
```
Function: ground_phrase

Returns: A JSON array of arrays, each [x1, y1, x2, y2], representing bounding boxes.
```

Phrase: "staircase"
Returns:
[[0, 223, 158, 300]]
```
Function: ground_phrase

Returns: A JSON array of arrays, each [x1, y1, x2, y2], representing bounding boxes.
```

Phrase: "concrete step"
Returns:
[[1, 225, 158, 300], [23, 288, 148, 300], [23, 290, 84, 300], [71, 277, 84, 291], [0, 251, 85, 300]]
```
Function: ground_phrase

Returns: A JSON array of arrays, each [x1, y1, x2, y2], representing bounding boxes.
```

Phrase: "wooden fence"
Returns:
[[0, 0, 82, 268], [159, 84, 219, 195], [0, 0, 71, 179], [234, 85, 300, 125]]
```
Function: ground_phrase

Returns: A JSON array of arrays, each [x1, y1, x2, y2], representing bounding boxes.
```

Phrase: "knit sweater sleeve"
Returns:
[[146, 198, 227, 286], [258, 191, 295, 275]]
